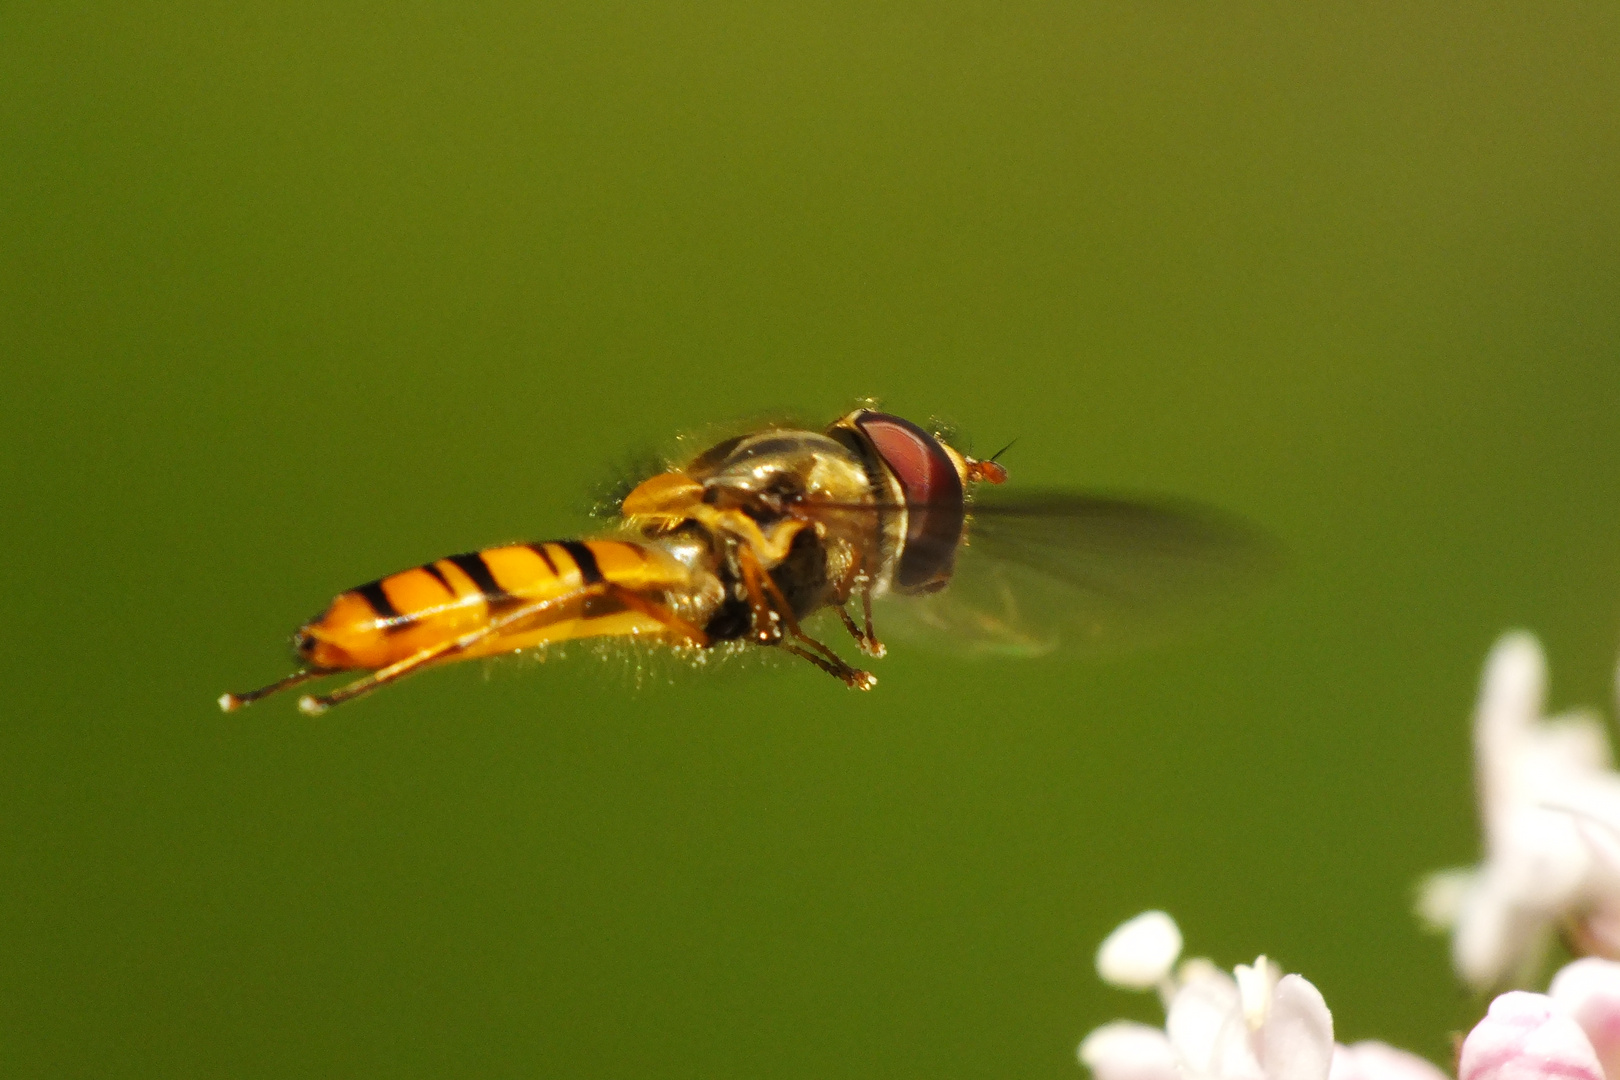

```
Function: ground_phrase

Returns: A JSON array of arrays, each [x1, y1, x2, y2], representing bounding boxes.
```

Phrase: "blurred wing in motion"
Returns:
[[874, 491, 1279, 657]]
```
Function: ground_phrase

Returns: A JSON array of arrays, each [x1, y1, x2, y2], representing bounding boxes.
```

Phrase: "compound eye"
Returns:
[[854, 413, 961, 509], [853, 412, 965, 590]]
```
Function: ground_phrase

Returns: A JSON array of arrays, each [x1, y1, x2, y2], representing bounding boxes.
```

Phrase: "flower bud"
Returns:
[[1096, 911, 1183, 990], [1458, 991, 1604, 1080]]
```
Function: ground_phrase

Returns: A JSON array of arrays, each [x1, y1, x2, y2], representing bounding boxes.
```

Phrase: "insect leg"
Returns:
[[859, 584, 885, 658], [735, 548, 785, 645], [219, 668, 331, 712], [829, 555, 885, 658], [595, 583, 709, 648], [296, 591, 590, 714], [781, 641, 876, 690], [836, 606, 866, 646], [740, 545, 875, 690], [298, 643, 465, 715], [834, 604, 885, 659], [296, 582, 709, 715]]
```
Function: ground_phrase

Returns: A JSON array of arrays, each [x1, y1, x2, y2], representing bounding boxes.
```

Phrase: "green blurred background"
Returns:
[[4, 2, 1618, 1076]]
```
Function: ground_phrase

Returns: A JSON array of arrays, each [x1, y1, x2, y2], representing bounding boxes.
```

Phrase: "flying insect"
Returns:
[[219, 409, 1267, 715]]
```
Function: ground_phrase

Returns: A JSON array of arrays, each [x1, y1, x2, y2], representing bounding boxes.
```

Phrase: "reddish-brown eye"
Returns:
[[854, 412, 965, 591]]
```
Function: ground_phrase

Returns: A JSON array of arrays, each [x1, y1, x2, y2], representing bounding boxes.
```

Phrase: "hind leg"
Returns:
[[219, 668, 332, 712], [296, 583, 711, 715]]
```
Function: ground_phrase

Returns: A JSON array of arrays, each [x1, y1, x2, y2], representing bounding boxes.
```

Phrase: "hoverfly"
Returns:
[[220, 409, 1268, 715]]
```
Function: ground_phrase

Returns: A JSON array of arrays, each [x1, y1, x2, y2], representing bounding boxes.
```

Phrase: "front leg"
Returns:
[[830, 555, 886, 658], [735, 543, 785, 645], [836, 602, 886, 658], [736, 543, 875, 690]]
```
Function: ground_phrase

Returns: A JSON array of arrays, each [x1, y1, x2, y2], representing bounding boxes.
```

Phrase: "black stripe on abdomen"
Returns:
[[557, 541, 604, 585], [421, 562, 456, 596], [526, 543, 559, 576], [354, 580, 402, 622], [447, 552, 512, 606]]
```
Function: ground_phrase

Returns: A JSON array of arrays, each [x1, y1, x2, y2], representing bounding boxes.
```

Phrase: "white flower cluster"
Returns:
[[1420, 633, 1620, 990], [1079, 911, 1620, 1080], [1078, 633, 1620, 1080]]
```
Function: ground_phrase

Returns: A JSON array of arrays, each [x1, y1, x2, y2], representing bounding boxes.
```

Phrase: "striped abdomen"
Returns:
[[296, 539, 697, 671]]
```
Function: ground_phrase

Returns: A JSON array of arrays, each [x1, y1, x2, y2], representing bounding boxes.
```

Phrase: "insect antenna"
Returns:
[[966, 437, 1017, 484]]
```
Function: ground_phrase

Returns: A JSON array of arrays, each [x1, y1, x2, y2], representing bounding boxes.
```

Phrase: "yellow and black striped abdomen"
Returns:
[[297, 539, 694, 672]]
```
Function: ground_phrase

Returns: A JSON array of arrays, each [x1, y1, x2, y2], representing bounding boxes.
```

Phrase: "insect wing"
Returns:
[[875, 491, 1276, 657]]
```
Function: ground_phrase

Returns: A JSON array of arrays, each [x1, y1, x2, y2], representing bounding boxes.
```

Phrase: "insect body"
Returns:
[[220, 409, 1262, 715]]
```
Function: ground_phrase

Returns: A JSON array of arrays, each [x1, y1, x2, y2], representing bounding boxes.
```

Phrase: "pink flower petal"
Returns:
[[1476, 634, 1547, 829], [1550, 957, 1620, 1079], [1458, 991, 1605, 1080], [1450, 874, 1543, 993], [1575, 821, 1620, 892], [1256, 974, 1335, 1080], [1166, 966, 1259, 1078], [1330, 1041, 1451, 1080], [1079, 1021, 1180, 1080]]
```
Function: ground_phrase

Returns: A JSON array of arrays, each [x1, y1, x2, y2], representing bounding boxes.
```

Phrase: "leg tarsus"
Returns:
[[837, 602, 885, 658], [295, 641, 463, 714], [859, 587, 885, 658], [782, 643, 876, 690], [297, 693, 332, 716], [830, 557, 885, 658], [219, 668, 329, 712]]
